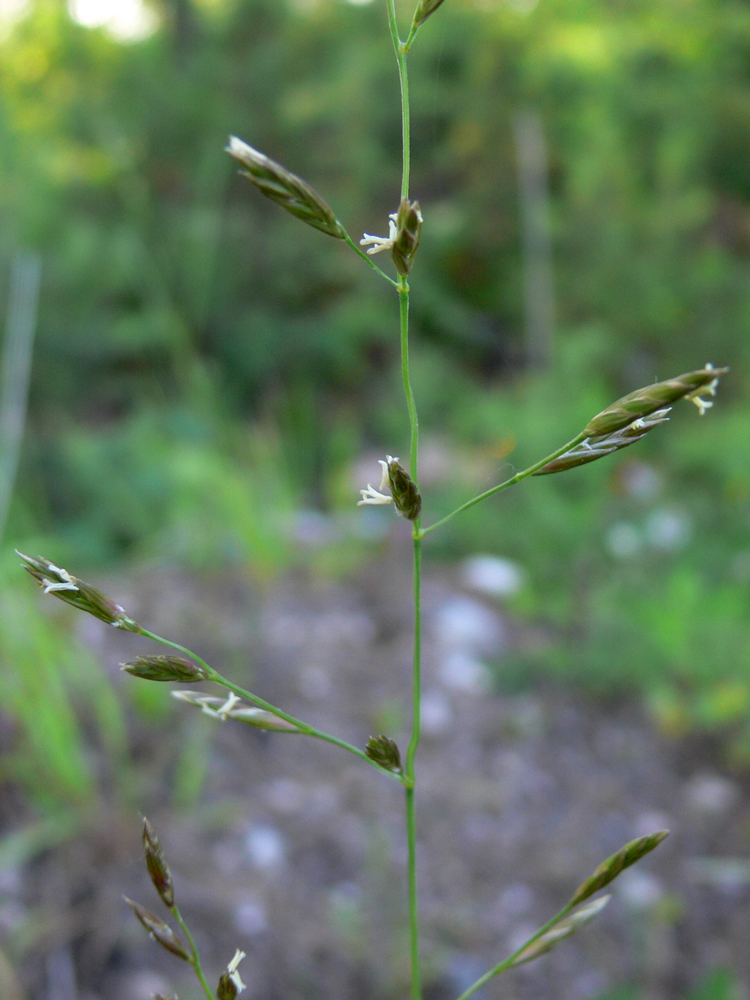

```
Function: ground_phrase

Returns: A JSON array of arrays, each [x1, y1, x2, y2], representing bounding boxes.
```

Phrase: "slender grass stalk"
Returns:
[[386, 1, 411, 201], [383, 4, 424, 997], [404, 533, 422, 999], [404, 536, 422, 783], [399, 280, 419, 480], [171, 903, 215, 1000], [0, 253, 41, 546], [403, 22, 421, 53], [401, 272, 422, 997], [418, 431, 588, 537], [136, 628, 403, 782], [404, 780, 421, 998], [454, 900, 577, 1000]]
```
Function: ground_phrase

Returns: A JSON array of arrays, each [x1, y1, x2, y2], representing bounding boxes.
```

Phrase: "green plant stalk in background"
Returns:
[[16, 0, 730, 996]]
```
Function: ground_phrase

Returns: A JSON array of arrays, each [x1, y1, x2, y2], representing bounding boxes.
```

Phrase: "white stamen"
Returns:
[[360, 215, 398, 255], [358, 455, 400, 506], [685, 362, 721, 416], [358, 485, 392, 506], [690, 395, 713, 416], [42, 565, 79, 594], [227, 949, 247, 993], [201, 692, 241, 720], [357, 458, 406, 507]]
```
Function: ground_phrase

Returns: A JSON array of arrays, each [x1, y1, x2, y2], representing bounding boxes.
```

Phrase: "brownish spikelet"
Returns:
[[569, 830, 669, 907], [227, 136, 346, 240], [142, 818, 175, 908], [123, 897, 189, 961]]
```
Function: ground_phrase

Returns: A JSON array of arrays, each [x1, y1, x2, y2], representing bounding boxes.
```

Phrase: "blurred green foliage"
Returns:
[[0, 0, 749, 755], [597, 967, 740, 1000], [0, 549, 128, 812], [2, 0, 749, 551]]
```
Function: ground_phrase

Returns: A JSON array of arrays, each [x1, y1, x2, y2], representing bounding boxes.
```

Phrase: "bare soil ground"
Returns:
[[4, 550, 750, 1000]]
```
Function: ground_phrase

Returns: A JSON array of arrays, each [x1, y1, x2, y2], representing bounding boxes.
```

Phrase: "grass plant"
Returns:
[[16, 1, 729, 997]]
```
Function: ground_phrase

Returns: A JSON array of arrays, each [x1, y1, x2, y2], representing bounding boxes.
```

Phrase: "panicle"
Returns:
[[365, 735, 403, 774], [411, 0, 448, 29], [17, 552, 140, 631], [534, 364, 727, 476], [569, 830, 669, 907], [122, 655, 209, 683], [584, 365, 728, 437], [386, 457, 422, 521], [533, 409, 671, 475], [172, 691, 301, 731], [227, 136, 346, 240], [390, 198, 422, 276], [123, 897, 190, 961], [142, 817, 175, 908], [509, 895, 610, 967]]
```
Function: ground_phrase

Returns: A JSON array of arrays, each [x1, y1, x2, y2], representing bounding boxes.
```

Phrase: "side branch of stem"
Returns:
[[453, 901, 576, 1000], [344, 233, 399, 286], [136, 629, 403, 782], [419, 432, 589, 537]]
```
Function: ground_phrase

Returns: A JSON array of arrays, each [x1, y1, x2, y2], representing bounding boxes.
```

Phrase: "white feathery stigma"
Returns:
[[685, 363, 720, 416], [358, 455, 398, 506], [42, 564, 79, 594], [360, 213, 398, 255]]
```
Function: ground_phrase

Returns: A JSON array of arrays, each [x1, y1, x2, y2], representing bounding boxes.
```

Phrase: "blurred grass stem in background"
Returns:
[[0, 254, 40, 546]]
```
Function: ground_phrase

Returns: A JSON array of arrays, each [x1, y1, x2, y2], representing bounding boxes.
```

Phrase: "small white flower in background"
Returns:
[[606, 521, 642, 560], [460, 555, 524, 598], [357, 455, 397, 506], [41, 564, 79, 594], [685, 362, 719, 415], [360, 213, 398, 255], [227, 949, 246, 993]]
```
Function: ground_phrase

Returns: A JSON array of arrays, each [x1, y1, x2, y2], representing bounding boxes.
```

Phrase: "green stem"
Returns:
[[403, 21, 421, 52], [136, 629, 403, 783], [344, 233, 399, 287], [404, 534, 422, 1000], [400, 279, 418, 480], [386, 0, 411, 199], [418, 431, 588, 537], [400, 275, 422, 1000], [405, 783, 421, 999], [171, 904, 214, 1000], [405, 537, 422, 781], [381, 5, 423, 997], [453, 901, 575, 1000], [386, 7, 422, 995]]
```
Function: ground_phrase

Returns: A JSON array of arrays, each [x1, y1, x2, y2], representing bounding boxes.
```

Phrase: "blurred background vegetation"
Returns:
[[0, 0, 749, 994]]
